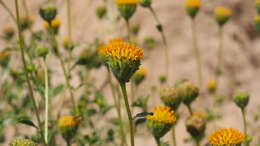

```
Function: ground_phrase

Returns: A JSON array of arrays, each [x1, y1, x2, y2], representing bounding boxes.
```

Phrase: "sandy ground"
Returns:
[[1, 0, 260, 145]]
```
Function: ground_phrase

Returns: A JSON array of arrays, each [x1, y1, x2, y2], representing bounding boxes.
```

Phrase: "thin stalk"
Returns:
[[107, 68, 126, 146], [215, 27, 223, 86], [171, 126, 177, 146], [149, 6, 169, 78], [191, 19, 202, 88], [14, 0, 46, 145], [120, 83, 135, 146], [125, 20, 131, 41], [186, 104, 193, 115], [241, 109, 247, 137], [66, 0, 72, 39], [43, 58, 49, 144], [0, 0, 16, 22], [155, 137, 161, 146], [195, 140, 200, 146], [130, 81, 136, 113]]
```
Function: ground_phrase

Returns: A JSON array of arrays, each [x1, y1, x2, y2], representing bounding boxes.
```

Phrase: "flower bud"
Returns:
[[158, 74, 167, 84], [35, 46, 48, 57], [146, 106, 176, 140], [9, 138, 36, 146], [43, 18, 61, 34], [0, 49, 10, 67], [233, 92, 250, 109], [143, 36, 155, 50], [256, 0, 260, 15], [39, 6, 57, 22], [160, 86, 182, 110], [132, 66, 146, 86], [58, 116, 80, 142], [177, 82, 199, 105], [62, 37, 74, 51], [184, 0, 200, 18], [3, 26, 15, 41], [185, 111, 206, 140], [20, 16, 33, 31], [214, 7, 232, 27], [139, 0, 152, 8], [253, 16, 260, 32], [96, 6, 107, 19], [207, 80, 217, 94], [115, 0, 139, 21]]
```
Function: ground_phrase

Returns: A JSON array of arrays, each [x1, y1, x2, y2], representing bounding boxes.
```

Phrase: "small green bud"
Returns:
[[3, 26, 15, 41], [96, 6, 107, 19], [143, 36, 155, 50], [233, 92, 250, 109], [159, 74, 167, 84], [26, 64, 37, 73], [177, 82, 199, 105], [39, 6, 57, 22], [35, 46, 48, 57], [117, 4, 137, 21], [20, 16, 33, 31], [139, 0, 152, 8]]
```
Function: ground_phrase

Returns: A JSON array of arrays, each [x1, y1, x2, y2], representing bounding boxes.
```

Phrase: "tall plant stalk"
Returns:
[[14, 0, 46, 145], [120, 83, 135, 146], [171, 126, 177, 146], [66, 0, 72, 39], [241, 109, 248, 143], [191, 19, 202, 88], [215, 27, 223, 86], [149, 6, 169, 78], [43, 58, 49, 144]]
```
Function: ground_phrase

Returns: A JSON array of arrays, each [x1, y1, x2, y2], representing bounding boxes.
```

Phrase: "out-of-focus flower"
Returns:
[[58, 116, 80, 142], [184, 0, 200, 18], [43, 18, 61, 34], [233, 92, 250, 110], [132, 66, 146, 86], [9, 138, 36, 146], [146, 105, 176, 139], [96, 6, 107, 19], [20, 16, 33, 31], [101, 38, 143, 83], [160, 86, 182, 111], [139, 0, 152, 8], [214, 7, 232, 27], [62, 37, 74, 51], [0, 49, 10, 67], [208, 128, 244, 146], [177, 82, 199, 106], [207, 80, 217, 94], [39, 6, 57, 22], [253, 15, 260, 32], [2, 26, 15, 41], [115, 0, 140, 21], [256, 0, 260, 15], [186, 111, 206, 140]]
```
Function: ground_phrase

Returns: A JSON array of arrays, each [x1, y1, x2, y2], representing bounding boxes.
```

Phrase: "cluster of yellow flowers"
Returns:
[[43, 18, 61, 29], [208, 128, 245, 146], [147, 105, 176, 124]]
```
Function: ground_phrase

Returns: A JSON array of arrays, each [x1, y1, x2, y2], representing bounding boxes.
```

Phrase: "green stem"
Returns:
[[125, 19, 130, 41], [172, 126, 177, 146], [43, 58, 49, 144], [149, 6, 169, 78], [107, 68, 126, 146], [66, 0, 72, 39], [120, 83, 135, 146], [191, 19, 202, 88], [14, 0, 46, 145], [187, 104, 193, 116], [215, 27, 223, 86], [130, 81, 136, 113], [155, 137, 161, 146], [195, 139, 200, 146], [242, 109, 247, 137]]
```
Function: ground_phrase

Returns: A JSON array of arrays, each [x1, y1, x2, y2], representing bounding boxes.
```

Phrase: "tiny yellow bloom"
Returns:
[[0, 49, 10, 59], [115, 0, 140, 5], [51, 18, 61, 28], [135, 66, 146, 76], [207, 80, 217, 93], [146, 105, 176, 124], [43, 21, 49, 28], [58, 116, 79, 129], [185, 0, 200, 8], [214, 7, 232, 18], [256, 0, 260, 4], [254, 15, 260, 23], [208, 128, 244, 146]]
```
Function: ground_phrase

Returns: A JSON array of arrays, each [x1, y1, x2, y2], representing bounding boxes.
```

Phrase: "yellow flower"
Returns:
[[9, 138, 36, 146], [58, 116, 79, 129], [254, 15, 260, 23], [135, 66, 146, 76], [146, 105, 176, 124], [104, 38, 143, 61], [214, 7, 232, 18], [256, 0, 260, 4], [62, 37, 71, 46], [43, 18, 61, 28], [207, 80, 217, 93], [115, 0, 140, 5], [208, 128, 245, 146], [185, 0, 200, 8], [0, 49, 10, 59]]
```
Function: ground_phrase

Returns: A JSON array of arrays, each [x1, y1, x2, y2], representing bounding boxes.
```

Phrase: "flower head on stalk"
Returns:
[[9, 138, 36, 146], [101, 38, 143, 83], [115, 0, 140, 21], [132, 66, 146, 86], [146, 105, 176, 140], [58, 116, 80, 143], [207, 80, 217, 94], [184, 0, 200, 18], [214, 7, 232, 27], [208, 128, 244, 146], [160, 86, 182, 111], [43, 18, 61, 34]]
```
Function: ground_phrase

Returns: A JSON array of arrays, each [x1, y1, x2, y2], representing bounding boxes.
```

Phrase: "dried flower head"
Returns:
[[214, 7, 232, 26], [9, 138, 36, 146], [208, 128, 244, 146], [160, 86, 182, 110], [186, 111, 206, 140], [102, 38, 143, 83]]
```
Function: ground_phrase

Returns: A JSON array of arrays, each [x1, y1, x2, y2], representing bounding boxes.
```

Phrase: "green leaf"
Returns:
[[17, 116, 38, 129], [50, 84, 64, 97]]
